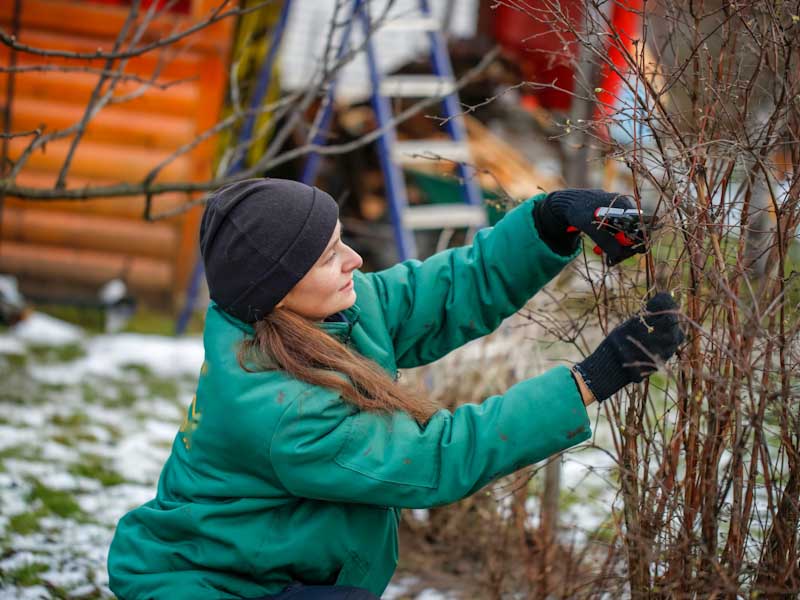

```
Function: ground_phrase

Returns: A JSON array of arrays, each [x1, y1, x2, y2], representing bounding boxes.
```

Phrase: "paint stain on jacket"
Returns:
[[565, 425, 587, 440]]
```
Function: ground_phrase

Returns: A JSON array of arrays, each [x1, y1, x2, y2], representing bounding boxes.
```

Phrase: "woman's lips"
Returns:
[[339, 279, 354, 291]]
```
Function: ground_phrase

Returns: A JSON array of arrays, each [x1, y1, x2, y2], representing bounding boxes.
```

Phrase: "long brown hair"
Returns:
[[238, 307, 438, 424]]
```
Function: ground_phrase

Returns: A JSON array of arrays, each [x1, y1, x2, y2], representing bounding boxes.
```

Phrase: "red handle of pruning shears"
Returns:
[[566, 206, 658, 258], [567, 225, 604, 255], [566, 226, 616, 255]]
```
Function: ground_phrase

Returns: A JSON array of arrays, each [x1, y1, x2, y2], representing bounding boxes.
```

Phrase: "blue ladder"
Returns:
[[301, 0, 485, 261]]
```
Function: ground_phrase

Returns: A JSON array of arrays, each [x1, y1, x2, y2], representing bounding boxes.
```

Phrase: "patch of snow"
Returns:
[[39, 440, 82, 465], [416, 589, 460, 600], [4, 404, 50, 427], [28, 333, 204, 385], [3, 459, 80, 484], [561, 450, 617, 490], [0, 425, 38, 451], [11, 312, 83, 346], [28, 363, 85, 386], [77, 484, 155, 527], [11, 520, 111, 561], [134, 398, 185, 422], [84, 334, 204, 378], [411, 508, 430, 523], [383, 576, 420, 600], [111, 429, 174, 484], [41, 568, 86, 589], [384, 577, 461, 600], [0, 549, 40, 571], [81, 403, 129, 430], [0, 475, 31, 517], [67, 583, 101, 598], [39, 469, 85, 491], [525, 496, 541, 530], [0, 335, 26, 355], [144, 419, 180, 442], [1, 585, 50, 599], [82, 424, 113, 444]]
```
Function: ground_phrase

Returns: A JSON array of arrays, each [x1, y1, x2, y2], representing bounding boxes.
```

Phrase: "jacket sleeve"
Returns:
[[268, 366, 591, 509], [362, 194, 579, 369]]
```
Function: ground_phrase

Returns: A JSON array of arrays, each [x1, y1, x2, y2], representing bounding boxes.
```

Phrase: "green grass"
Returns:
[[8, 510, 46, 535], [68, 455, 125, 487], [28, 343, 86, 363], [0, 382, 35, 405], [28, 480, 86, 520], [121, 364, 179, 401], [2, 561, 50, 586], [79, 382, 102, 404], [123, 307, 204, 336], [40, 382, 70, 393], [111, 381, 139, 407], [48, 411, 106, 446], [50, 412, 90, 428], [51, 430, 99, 446], [32, 305, 105, 333], [145, 377, 179, 401], [80, 378, 137, 407], [0, 445, 42, 463], [120, 364, 152, 377], [104, 422, 123, 441], [1, 352, 28, 369], [36, 303, 205, 336]]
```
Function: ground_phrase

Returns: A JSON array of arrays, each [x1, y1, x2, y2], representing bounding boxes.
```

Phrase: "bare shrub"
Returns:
[[404, 1, 799, 597]]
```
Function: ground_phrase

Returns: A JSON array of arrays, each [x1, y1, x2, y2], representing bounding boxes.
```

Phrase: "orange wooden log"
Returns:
[[0, 69, 199, 117], [0, 34, 210, 86], [0, 0, 233, 53], [1, 207, 178, 259], [9, 172, 193, 220], [0, 32, 209, 78], [12, 98, 195, 150], [9, 137, 193, 182], [0, 241, 173, 293]]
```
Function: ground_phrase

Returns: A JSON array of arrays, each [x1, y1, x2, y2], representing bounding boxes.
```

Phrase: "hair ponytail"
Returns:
[[238, 308, 438, 424]]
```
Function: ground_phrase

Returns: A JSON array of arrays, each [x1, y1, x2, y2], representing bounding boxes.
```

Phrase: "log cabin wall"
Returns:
[[0, 0, 233, 309]]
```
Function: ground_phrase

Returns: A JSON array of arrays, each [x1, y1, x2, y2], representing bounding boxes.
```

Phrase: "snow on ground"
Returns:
[[0, 314, 204, 599], [11, 313, 84, 346]]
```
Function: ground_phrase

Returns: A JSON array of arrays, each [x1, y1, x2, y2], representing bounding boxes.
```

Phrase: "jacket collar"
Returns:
[[320, 303, 361, 342]]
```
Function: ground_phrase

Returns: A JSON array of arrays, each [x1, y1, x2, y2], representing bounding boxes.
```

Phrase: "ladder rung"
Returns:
[[380, 75, 456, 98], [379, 17, 440, 32], [393, 140, 471, 165], [402, 204, 486, 230]]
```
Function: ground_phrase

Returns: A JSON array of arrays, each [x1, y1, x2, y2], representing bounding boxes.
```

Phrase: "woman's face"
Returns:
[[277, 221, 363, 320]]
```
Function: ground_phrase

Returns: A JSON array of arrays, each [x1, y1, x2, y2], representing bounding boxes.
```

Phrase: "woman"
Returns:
[[108, 178, 683, 599]]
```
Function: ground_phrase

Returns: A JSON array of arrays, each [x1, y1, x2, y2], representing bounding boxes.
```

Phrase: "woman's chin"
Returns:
[[341, 289, 357, 310]]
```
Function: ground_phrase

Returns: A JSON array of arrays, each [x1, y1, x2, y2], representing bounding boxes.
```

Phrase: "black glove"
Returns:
[[534, 189, 648, 266], [574, 293, 685, 402]]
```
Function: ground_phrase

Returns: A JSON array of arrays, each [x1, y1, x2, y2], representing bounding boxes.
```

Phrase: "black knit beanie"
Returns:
[[199, 178, 339, 323]]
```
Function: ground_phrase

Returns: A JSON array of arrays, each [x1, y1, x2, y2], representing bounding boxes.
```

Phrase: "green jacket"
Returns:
[[108, 195, 591, 599]]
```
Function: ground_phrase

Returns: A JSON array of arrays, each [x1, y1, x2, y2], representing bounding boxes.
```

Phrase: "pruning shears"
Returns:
[[567, 206, 660, 257]]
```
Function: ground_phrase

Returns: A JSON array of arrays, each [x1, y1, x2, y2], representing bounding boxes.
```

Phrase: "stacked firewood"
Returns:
[[463, 116, 562, 201]]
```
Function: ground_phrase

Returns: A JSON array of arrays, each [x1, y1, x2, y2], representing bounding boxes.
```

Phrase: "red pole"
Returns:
[[594, 0, 644, 122]]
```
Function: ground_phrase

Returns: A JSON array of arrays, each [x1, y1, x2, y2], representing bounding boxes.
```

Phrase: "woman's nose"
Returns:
[[343, 244, 363, 272]]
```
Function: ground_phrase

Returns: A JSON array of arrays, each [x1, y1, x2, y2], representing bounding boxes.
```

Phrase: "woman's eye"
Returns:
[[326, 252, 337, 263]]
